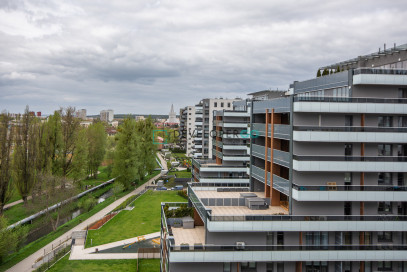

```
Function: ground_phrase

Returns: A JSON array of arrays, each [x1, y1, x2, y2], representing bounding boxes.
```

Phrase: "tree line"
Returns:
[[0, 106, 107, 214]]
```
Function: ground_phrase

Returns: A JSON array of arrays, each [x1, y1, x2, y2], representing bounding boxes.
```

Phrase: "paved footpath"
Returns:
[[70, 232, 160, 260], [7, 164, 163, 272]]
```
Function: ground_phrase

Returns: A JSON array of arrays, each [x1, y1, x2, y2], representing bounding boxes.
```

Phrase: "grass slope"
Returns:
[[85, 191, 185, 247]]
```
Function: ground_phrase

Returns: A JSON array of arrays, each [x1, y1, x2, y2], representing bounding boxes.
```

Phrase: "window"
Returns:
[[214, 102, 217, 107], [378, 144, 392, 156], [378, 202, 392, 213], [364, 232, 372, 245], [377, 261, 392, 271], [378, 116, 393, 127], [345, 115, 353, 127], [241, 262, 256, 269], [223, 263, 231, 272], [277, 232, 284, 245], [228, 103, 231, 107], [399, 88, 407, 98], [378, 173, 392, 185], [277, 263, 284, 272], [221, 102, 224, 107], [266, 263, 273, 272], [378, 232, 393, 242]]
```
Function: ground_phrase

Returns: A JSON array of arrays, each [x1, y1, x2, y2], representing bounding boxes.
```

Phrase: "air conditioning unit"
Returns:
[[235, 242, 245, 250]]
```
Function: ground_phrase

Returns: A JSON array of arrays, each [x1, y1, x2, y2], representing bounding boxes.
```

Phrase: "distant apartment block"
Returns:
[[100, 109, 114, 122], [76, 109, 87, 120], [161, 44, 407, 272]]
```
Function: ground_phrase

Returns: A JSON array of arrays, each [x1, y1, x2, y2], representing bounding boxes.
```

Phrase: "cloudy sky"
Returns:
[[0, 0, 406, 115]]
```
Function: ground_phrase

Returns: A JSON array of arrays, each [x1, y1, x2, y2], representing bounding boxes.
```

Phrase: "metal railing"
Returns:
[[354, 67, 407, 75], [293, 96, 407, 104], [292, 184, 407, 191], [208, 214, 407, 222], [294, 126, 407, 132], [170, 244, 407, 252], [293, 155, 407, 162]]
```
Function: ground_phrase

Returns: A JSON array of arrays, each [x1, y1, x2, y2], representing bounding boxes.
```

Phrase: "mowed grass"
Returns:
[[85, 190, 185, 247], [138, 259, 160, 272], [47, 255, 138, 272], [168, 170, 192, 178]]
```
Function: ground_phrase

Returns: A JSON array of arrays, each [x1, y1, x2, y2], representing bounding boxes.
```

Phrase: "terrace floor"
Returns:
[[194, 190, 265, 199], [171, 226, 205, 245], [208, 205, 288, 216]]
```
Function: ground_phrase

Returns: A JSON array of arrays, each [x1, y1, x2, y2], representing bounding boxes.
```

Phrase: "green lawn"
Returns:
[[168, 170, 191, 178], [85, 191, 185, 247], [47, 256, 159, 272], [47, 255, 138, 272], [0, 188, 131, 272], [81, 166, 112, 187], [138, 259, 160, 272], [6, 189, 21, 204]]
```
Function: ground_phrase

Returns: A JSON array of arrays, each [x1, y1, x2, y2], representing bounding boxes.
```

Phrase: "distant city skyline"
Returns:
[[1, 1, 407, 115]]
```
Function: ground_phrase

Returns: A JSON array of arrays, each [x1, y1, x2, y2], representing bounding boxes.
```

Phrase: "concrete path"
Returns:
[[4, 199, 25, 210], [70, 232, 160, 260], [157, 152, 168, 171], [6, 169, 163, 272]]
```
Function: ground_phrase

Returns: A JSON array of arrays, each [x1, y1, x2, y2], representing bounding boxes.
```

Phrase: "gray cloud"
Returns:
[[0, 0, 406, 115]]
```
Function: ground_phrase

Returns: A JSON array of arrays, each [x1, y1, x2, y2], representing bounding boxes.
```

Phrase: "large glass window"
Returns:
[[223, 263, 231, 272], [378, 173, 392, 185], [378, 144, 392, 156], [378, 116, 393, 127], [377, 261, 392, 271], [378, 202, 392, 213], [378, 232, 393, 242]]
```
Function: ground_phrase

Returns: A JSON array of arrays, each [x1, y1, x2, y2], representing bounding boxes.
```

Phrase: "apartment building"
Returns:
[[191, 100, 251, 184], [161, 44, 407, 272], [192, 98, 238, 159], [100, 109, 114, 122], [179, 107, 188, 150], [185, 106, 196, 157]]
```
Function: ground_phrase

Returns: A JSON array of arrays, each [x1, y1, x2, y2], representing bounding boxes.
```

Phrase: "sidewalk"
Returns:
[[69, 232, 160, 260], [6, 170, 163, 272], [157, 152, 168, 171]]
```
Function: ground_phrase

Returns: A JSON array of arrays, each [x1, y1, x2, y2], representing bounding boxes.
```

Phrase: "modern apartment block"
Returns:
[[179, 106, 188, 150], [192, 98, 238, 159], [161, 44, 407, 272], [191, 99, 251, 184], [100, 109, 114, 122]]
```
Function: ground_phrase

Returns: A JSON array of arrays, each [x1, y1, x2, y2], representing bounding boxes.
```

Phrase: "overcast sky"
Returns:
[[0, 0, 406, 115]]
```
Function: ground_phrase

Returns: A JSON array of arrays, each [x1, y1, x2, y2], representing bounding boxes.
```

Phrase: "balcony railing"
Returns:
[[294, 126, 407, 132], [208, 214, 407, 222], [354, 67, 407, 76], [293, 155, 407, 162], [292, 184, 407, 191], [169, 244, 407, 252], [293, 96, 407, 104]]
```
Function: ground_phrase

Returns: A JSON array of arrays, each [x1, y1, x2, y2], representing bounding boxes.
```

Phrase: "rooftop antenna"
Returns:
[[384, 43, 386, 51], [394, 43, 396, 50]]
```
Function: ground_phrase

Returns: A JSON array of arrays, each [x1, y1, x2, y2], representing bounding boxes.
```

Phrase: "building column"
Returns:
[[265, 109, 270, 197], [360, 113, 365, 272]]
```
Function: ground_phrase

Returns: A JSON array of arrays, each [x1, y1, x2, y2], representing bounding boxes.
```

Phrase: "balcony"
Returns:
[[293, 155, 407, 172], [168, 244, 407, 263], [192, 159, 247, 172], [292, 184, 407, 202], [293, 96, 407, 114], [251, 123, 291, 140], [197, 176, 250, 183], [353, 68, 407, 85], [293, 126, 407, 143]]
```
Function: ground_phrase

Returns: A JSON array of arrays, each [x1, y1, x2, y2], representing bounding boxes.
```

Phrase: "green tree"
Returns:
[[336, 66, 341, 73], [134, 118, 156, 183], [112, 118, 138, 189], [104, 136, 117, 178], [71, 128, 89, 183], [60, 107, 80, 188], [322, 68, 329, 76], [13, 106, 39, 205], [87, 122, 107, 179], [0, 216, 28, 263], [47, 111, 64, 176], [316, 70, 321, 77], [0, 112, 14, 214]]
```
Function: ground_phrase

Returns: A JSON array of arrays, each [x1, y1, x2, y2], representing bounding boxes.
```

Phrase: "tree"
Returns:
[[13, 106, 39, 205], [322, 68, 329, 76], [71, 128, 89, 183], [0, 112, 14, 214], [47, 111, 63, 176], [87, 122, 107, 179], [112, 118, 138, 189], [336, 66, 341, 73], [104, 135, 117, 178], [0, 216, 27, 263], [134, 118, 156, 183], [316, 70, 321, 77], [60, 107, 80, 188]]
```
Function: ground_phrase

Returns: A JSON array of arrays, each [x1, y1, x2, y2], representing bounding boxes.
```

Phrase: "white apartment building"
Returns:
[[100, 109, 114, 122]]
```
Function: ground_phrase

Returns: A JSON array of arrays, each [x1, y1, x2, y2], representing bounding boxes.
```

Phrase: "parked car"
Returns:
[[171, 185, 184, 191], [156, 187, 167, 191]]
